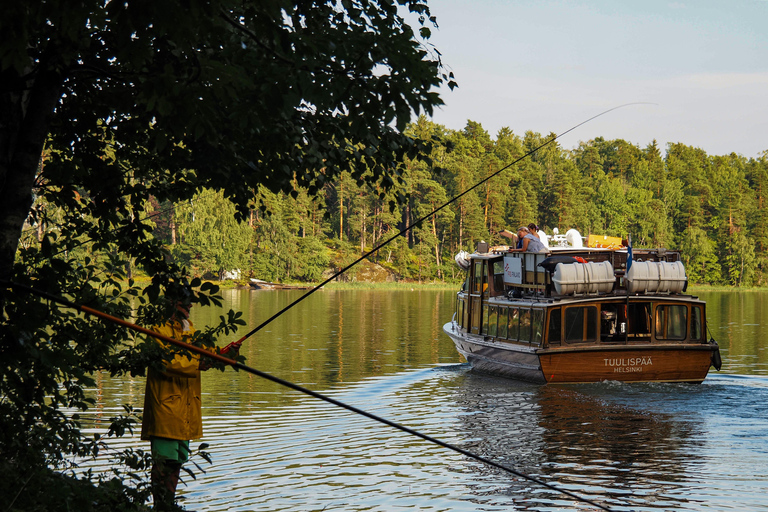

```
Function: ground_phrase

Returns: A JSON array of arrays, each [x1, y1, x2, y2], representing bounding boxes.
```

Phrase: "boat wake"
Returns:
[[704, 373, 768, 389]]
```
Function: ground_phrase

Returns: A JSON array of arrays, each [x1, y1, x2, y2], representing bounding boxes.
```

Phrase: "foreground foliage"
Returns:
[[0, 1, 448, 510]]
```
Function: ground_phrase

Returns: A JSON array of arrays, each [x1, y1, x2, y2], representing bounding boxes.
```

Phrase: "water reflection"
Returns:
[[195, 289, 460, 401], [77, 289, 768, 511], [446, 373, 707, 510], [695, 290, 768, 375]]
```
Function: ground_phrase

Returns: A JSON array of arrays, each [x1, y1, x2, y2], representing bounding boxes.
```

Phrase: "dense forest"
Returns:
[[26, 116, 768, 287]]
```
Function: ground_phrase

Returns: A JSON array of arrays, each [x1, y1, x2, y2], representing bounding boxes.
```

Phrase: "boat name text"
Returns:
[[604, 357, 652, 373]]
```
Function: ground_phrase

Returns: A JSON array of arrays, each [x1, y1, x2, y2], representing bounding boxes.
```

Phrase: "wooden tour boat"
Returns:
[[443, 230, 722, 384]]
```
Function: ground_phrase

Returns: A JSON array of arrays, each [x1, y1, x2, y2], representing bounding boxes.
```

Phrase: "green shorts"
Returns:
[[150, 437, 190, 464]]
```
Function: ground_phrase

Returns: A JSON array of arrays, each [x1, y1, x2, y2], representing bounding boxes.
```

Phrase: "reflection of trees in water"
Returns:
[[448, 374, 704, 510], [698, 290, 768, 373]]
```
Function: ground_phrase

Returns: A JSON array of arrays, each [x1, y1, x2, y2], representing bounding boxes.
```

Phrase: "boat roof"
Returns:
[[471, 247, 624, 259], [486, 293, 705, 306], [461, 245, 692, 301]]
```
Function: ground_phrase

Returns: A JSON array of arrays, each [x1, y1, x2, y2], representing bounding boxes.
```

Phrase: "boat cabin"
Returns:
[[455, 248, 706, 350]]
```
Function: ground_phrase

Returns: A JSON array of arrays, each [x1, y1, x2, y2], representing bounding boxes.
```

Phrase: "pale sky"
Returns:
[[422, 0, 768, 158]]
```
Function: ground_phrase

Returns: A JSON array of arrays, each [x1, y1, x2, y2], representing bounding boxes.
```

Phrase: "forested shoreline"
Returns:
[[131, 117, 765, 287], [27, 117, 768, 287]]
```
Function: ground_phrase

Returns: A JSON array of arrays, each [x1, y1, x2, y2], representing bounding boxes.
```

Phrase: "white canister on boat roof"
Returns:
[[625, 260, 686, 294], [565, 228, 583, 248], [454, 250, 471, 271], [552, 261, 615, 295]]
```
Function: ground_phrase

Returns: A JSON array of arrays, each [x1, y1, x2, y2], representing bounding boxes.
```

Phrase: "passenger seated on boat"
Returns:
[[514, 227, 527, 249], [600, 307, 618, 341], [512, 227, 547, 253]]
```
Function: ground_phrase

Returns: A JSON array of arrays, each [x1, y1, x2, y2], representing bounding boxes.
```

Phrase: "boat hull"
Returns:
[[443, 321, 717, 384], [539, 345, 715, 384], [444, 322, 546, 383]]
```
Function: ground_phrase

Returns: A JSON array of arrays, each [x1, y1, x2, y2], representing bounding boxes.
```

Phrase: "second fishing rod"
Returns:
[[3, 280, 619, 512]]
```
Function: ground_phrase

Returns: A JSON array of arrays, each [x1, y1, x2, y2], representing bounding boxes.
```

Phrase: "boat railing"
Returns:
[[488, 247, 684, 299]]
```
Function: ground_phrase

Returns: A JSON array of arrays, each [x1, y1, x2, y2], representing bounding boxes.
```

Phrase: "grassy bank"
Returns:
[[129, 275, 767, 294], [119, 276, 460, 291], [688, 284, 768, 293], [318, 280, 458, 290]]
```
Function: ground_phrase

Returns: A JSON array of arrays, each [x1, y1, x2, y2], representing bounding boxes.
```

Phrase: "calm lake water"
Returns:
[[82, 288, 768, 511]]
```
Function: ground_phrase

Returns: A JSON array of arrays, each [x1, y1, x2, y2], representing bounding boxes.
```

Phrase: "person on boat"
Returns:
[[527, 223, 541, 239], [514, 227, 528, 249], [498, 229, 519, 247], [513, 226, 547, 253], [141, 291, 239, 509]]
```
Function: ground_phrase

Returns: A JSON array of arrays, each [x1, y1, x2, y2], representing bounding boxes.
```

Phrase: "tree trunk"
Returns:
[[360, 196, 366, 254], [0, 67, 62, 282], [338, 178, 344, 242], [432, 213, 442, 280], [405, 200, 412, 247]]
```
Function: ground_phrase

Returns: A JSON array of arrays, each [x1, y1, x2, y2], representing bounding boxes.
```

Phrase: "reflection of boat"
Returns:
[[449, 377, 699, 509], [443, 234, 722, 384]]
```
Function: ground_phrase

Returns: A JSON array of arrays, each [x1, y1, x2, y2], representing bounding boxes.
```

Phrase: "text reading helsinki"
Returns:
[[443, 229, 722, 384]]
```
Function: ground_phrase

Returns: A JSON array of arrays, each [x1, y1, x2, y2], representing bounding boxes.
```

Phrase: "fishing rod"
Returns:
[[222, 102, 653, 352], [3, 280, 619, 512]]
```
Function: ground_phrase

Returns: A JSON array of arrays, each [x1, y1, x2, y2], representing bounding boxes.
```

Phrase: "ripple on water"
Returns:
[[75, 363, 768, 511]]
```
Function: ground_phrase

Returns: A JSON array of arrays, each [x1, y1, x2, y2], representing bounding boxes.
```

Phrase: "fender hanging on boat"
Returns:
[[711, 343, 722, 371]]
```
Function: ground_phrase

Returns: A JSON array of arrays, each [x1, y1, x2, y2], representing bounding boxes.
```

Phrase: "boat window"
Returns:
[[498, 308, 508, 338], [471, 296, 482, 334], [488, 306, 498, 337], [473, 261, 483, 294], [532, 310, 544, 346], [458, 298, 465, 328], [586, 308, 597, 340], [565, 306, 598, 343], [482, 304, 489, 334], [600, 304, 620, 341], [519, 309, 531, 342], [628, 303, 652, 335], [691, 306, 703, 341], [547, 308, 562, 344], [492, 260, 505, 296], [671, 306, 687, 339], [508, 308, 519, 340], [656, 305, 687, 340]]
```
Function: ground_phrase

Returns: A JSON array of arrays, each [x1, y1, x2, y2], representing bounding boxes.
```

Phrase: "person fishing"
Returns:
[[141, 286, 239, 509]]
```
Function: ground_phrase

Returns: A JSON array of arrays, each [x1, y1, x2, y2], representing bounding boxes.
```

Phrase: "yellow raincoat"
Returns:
[[141, 319, 204, 441]]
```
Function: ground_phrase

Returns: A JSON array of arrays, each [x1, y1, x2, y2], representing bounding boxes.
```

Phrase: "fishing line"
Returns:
[[2, 280, 620, 512], [225, 102, 654, 351]]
